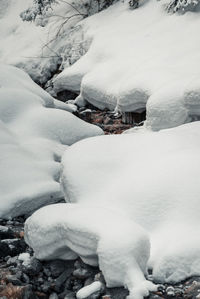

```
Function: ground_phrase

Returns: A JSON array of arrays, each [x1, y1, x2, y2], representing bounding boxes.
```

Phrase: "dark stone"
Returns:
[[0, 226, 15, 240], [6, 274, 23, 285], [48, 260, 74, 278], [0, 241, 10, 258], [58, 290, 75, 299], [56, 90, 78, 102], [1, 238, 26, 257], [54, 269, 73, 293], [23, 285, 39, 299], [23, 257, 42, 276], [73, 268, 91, 280]]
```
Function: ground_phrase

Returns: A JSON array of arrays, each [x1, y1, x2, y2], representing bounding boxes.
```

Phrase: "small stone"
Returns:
[[73, 268, 91, 280], [54, 270, 72, 293], [6, 256, 18, 265], [49, 293, 58, 299], [166, 286, 175, 297], [23, 257, 43, 276], [6, 275, 22, 286], [76, 281, 104, 299], [43, 268, 52, 277], [23, 285, 39, 299], [22, 273, 30, 284], [94, 273, 105, 284], [0, 226, 15, 240]]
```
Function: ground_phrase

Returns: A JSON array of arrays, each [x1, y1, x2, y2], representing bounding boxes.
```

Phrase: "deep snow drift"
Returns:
[[25, 121, 200, 298], [0, 64, 102, 218], [54, 0, 200, 130]]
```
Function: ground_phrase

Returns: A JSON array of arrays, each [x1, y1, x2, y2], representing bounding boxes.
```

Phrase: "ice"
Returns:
[[0, 64, 103, 218], [54, 0, 200, 130]]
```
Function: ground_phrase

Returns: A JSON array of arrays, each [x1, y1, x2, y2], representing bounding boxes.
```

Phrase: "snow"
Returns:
[[18, 252, 31, 266], [25, 121, 200, 297], [76, 281, 103, 299], [54, 0, 200, 130], [0, 64, 103, 218], [25, 203, 156, 298]]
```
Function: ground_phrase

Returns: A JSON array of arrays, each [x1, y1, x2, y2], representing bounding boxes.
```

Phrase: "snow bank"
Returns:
[[0, 64, 103, 218], [54, 0, 200, 130], [25, 203, 156, 298], [25, 121, 200, 297]]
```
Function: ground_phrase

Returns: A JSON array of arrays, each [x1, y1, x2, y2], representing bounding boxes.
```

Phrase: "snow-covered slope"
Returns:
[[54, 0, 200, 130], [25, 121, 200, 298], [0, 64, 103, 218], [0, 0, 87, 84]]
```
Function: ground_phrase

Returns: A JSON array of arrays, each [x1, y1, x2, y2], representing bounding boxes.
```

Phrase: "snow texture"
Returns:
[[25, 121, 200, 297], [25, 204, 156, 299], [54, 0, 200, 130], [0, 64, 103, 218]]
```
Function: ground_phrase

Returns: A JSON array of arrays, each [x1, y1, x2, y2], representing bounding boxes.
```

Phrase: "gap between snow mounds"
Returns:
[[53, 0, 200, 131], [25, 203, 157, 299], [0, 64, 103, 219]]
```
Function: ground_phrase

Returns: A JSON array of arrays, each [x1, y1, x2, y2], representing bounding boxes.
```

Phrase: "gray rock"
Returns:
[[48, 260, 73, 278], [23, 257, 42, 276], [7, 256, 18, 265], [73, 268, 91, 280], [23, 285, 39, 299], [0, 226, 15, 240], [49, 293, 58, 299], [166, 286, 175, 297], [6, 274, 22, 285], [54, 269, 73, 293]]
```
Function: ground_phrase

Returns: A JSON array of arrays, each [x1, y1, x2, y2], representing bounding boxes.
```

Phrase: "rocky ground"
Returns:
[[75, 107, 133, 135], [0, 217, 200, 299]]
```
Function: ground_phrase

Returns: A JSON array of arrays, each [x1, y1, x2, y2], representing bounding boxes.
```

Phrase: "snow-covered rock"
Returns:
[[54, 0, 200, 130], [25, 121, 200, 297], [0, 64, 103, 218], [60, 121, 200, 285], [25, 203, 156, 299]]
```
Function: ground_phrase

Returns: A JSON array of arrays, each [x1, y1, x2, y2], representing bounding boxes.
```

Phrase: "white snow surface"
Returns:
[[25, 121, 200, 298], [0, 64, 102, 218], [54, 0, 200, 130]]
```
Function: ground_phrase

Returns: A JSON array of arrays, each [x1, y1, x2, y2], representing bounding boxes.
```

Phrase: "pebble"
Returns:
[[49, 293, 58, 299], [73, 268, 91, 280], [166, 286, 175, 296]]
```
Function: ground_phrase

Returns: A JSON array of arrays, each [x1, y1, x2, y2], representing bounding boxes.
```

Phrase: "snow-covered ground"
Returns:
[[0, 64, 102, 218], [54, 0, 200, 130], [25, 121, 200, 298]]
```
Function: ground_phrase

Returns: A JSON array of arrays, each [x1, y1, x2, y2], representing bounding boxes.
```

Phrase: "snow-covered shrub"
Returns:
[[20, 0, 118, 25], [20, 0, 57, 23], [167, 0, 200, 12]]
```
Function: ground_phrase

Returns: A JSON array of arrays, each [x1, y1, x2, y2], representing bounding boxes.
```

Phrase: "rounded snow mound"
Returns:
[[25, 121, 200, 298], [54, 0, 200, 130], [0, 64, 103, 218]]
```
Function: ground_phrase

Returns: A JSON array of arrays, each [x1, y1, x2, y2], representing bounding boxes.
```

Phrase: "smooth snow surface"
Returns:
[[54, 0, 200, 130], [0, 64, 102, 218], [25, 121, 200, 298]]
